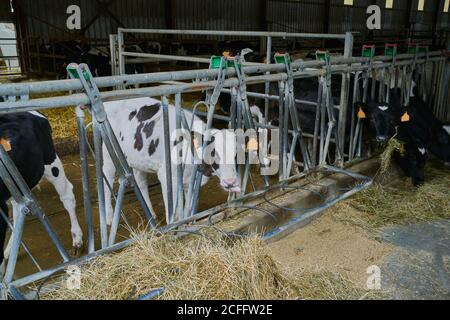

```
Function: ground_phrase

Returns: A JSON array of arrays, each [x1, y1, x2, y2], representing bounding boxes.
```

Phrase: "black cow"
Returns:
[[0, 109, 83, 274], [359, 91, 450, 186]]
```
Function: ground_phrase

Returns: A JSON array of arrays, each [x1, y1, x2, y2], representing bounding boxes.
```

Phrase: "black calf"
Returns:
[[394, 122, 429, 186], [0, 112, 57, 267]]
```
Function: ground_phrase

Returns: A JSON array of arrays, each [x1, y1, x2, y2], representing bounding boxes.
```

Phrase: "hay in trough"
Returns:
[[332, 164, 450, 234], [42, 229, 382, 300]]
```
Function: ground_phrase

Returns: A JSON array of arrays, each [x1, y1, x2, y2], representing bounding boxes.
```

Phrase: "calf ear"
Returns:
[[0, 138, 11, 152], [355, 103, 367, 119], [400, 111, 410, 123]]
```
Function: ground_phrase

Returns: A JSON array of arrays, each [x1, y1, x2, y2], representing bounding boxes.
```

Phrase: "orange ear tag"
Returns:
[[247, 138, 258, 151], [357, 107, 366, 119], [401, 111, 410, 122], [0, 138, 12, 152], [193, 137, 200, 149]]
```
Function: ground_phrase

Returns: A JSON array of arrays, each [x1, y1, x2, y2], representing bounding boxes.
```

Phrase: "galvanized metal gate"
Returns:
[[0, 32, 447, 299]]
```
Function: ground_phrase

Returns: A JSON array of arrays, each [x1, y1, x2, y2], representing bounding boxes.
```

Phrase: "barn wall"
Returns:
[[11, 0, 450, 44]]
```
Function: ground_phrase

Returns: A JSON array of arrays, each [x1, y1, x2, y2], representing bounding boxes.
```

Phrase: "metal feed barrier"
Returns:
[[0, 34, 447, 299]]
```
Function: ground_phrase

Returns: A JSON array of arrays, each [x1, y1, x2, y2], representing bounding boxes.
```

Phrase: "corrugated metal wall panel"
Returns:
[[172, 0, 261, 40], [13, 0, 450, 44], [267, 0, 325, 33]]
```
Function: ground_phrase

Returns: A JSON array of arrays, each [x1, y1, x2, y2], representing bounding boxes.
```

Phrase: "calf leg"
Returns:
[[102, 147, 116, 226], [134, 169, 157, 220], [44, 156, 83, 251]]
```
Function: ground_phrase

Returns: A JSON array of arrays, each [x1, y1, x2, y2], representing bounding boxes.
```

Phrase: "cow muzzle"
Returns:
[[221, 177, 241, 193]]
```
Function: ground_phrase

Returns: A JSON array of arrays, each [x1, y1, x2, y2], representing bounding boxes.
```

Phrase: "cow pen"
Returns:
[[0, 28, 448, 299]]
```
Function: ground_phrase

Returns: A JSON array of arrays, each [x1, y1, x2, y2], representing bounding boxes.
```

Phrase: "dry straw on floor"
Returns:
[[332, 163, 450, 234], [42, 229, 381, 300]]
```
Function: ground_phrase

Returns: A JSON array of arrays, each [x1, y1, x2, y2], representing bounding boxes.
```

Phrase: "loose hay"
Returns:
[[42, 230, 380, 300], [379, 137, 402, 174], [332, 164, 450, 234]]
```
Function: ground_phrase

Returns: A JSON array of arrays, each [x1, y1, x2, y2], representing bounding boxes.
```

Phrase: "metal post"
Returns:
[[75, 106, 95, 253], [117, 31, 125, 75], [264, 36, 272, 122], [337, 32, 353, 165], [161, 96, 174, 223]]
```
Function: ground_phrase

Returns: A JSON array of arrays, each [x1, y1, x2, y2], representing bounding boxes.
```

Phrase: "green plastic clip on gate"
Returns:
[[362, 45, 375, 58], [66, 63, 90, 81], [315, 50, 330, 63], [384, 44, 397, 57], [407, 44, 428, 54]]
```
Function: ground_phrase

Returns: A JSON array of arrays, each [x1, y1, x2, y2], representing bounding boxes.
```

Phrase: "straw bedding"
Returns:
[[42, 229, 382, 300]]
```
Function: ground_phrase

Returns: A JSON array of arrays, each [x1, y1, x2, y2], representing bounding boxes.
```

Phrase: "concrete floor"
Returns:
[[381, 220, 450, 299]]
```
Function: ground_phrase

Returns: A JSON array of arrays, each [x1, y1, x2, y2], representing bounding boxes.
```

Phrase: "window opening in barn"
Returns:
[[417, 0, 425, 11], [0, 23, 20, 74], [444, 0, 449, 12], [344, 0, 354, 6], [386, 0, 394, 9]]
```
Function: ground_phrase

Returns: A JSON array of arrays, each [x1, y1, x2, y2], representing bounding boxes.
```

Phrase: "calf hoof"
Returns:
[[413, 180, 425, 187], [71, 232, 83, 255]]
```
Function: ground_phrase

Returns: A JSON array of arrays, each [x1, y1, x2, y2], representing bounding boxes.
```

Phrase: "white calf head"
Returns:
[[203, 129, 240, 193]]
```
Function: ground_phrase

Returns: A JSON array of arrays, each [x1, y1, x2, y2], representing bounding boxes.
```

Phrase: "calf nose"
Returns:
[[223, 177, 237, 187]]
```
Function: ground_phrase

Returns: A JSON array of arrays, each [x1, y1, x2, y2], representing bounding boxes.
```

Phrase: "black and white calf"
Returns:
[[102, 97, 240, 224], [358, 92, 450, 186], [0, 111, 83, 273]]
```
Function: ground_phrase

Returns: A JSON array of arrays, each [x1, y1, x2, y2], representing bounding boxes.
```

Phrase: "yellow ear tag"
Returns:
[[357, 107, 366, 119], [0, 138, 11, 152], [247, 137, 258, 151], [222, 51, 230, 57], [401, 111, 410, 122], [193, 137, 200, 149]]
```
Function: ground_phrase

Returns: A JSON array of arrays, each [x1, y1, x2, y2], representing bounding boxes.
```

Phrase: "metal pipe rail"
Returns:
[[0, 55, 445, 113], [0, 48, 447, 298], [117, 28, 348, 39], [0, 51, 443, 97]]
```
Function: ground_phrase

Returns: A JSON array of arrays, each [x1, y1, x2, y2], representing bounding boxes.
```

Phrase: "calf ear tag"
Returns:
[[247, 137, 258, 151], [357, 107, 366, 119], [0, 138, 11, 152], [401, 111, 410, 122]]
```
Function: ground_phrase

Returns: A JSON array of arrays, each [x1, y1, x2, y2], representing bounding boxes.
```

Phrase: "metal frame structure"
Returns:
[[0, 38, 447, 298]]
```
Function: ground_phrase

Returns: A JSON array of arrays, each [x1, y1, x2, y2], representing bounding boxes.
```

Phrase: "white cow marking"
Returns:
[[443, 125, 450, 136], [418, 148, 426, 155], [378, 106, 389, 111]]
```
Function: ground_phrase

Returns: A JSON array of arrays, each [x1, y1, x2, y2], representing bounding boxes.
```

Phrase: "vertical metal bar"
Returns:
[[92, 121, 108, 249], [3, 205, 26, 284], [174, 93, 184, 222], [161, 96, 174, 223], [117, 31, 125, 75], [312, 78, 323, 167], [0, 208, 41, 272], [107, 180, 127, 246], [109, 34, 118, 76], [264, 36, 272, 122], [337, 32, 353, 165], [75, 106, 95, 254]]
